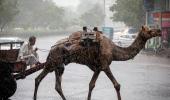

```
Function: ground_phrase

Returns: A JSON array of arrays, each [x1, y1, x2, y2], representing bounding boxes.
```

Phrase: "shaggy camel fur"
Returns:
[[33, 26, 161, 100]]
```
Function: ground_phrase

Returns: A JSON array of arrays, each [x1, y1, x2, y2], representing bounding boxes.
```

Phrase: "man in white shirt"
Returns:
[[17, 36, 39, 68]]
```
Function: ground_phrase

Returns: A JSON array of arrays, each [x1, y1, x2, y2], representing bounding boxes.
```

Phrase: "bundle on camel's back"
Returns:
[[33, 26, 161, 100]]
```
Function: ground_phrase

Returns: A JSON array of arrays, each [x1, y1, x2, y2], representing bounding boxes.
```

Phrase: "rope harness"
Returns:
[[38, 48, 50, 52]]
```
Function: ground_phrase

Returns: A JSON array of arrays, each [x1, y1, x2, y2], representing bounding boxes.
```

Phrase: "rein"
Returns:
[[38, 48, 50, 52]]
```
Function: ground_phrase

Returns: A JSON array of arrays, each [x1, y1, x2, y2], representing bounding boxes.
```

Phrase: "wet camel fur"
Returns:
[[33, 26, 161, 100]]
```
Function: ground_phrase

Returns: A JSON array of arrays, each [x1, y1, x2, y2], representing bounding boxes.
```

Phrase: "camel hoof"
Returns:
[[33, 96, 36, 100]]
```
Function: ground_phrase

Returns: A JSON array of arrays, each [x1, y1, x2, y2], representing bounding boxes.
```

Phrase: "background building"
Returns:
[[144, 0, 170, 49]]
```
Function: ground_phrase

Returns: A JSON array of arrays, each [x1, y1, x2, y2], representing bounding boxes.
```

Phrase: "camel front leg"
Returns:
[[34, 68, 49, 100], [55, 68, 66, 100], [104, 68, 121, 100], [87, 70, 100, 100]]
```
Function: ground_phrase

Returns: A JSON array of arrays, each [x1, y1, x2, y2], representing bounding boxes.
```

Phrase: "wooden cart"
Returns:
[[0, 41, 45, 99]]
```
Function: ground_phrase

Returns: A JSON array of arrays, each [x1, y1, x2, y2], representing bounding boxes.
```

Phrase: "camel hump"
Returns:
[[56, 38, 69, 44], [51, 38, 69, 49], [69, 31, 82, 41]]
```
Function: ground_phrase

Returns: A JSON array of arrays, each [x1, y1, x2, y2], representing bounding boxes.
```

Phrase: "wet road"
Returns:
[[11, 35, 170, 100]]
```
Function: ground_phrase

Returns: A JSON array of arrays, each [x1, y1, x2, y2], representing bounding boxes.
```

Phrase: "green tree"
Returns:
[[110, 0, 145, 28], [80, 3, 105, 26], [13, 0, 66, 30], [0, 0, 18, 31], [29, 0, 65, 29]]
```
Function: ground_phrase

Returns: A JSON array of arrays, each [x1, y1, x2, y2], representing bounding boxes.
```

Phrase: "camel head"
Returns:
[[139, 26, 161, 39]]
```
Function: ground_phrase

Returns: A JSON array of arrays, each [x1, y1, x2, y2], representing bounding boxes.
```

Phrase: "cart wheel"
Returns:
[[0, 76, 17, 99]]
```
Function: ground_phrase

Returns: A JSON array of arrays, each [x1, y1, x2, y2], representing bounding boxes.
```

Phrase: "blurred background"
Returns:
[[0, 0, 170, 100], [0, 0, 170, 51]]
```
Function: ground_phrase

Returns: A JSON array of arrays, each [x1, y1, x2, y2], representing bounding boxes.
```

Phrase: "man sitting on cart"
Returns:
[[17, 36, 40, 68]]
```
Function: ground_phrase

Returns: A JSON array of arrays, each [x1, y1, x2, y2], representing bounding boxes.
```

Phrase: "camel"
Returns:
[[33, 26, 161, 100]]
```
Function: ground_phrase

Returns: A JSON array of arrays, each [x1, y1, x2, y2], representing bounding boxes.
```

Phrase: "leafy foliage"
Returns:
[[110, 0, 145, 28], [13, 0, 66, 30], [0, 0, 18, 31], [80, 3, 105, 27]]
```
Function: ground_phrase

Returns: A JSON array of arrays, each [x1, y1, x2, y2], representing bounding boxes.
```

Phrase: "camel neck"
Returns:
[[112, 32, 147, 61]]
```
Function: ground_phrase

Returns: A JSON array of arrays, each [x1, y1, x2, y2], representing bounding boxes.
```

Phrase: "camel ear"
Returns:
[[141, 25, 146, 31], [142, 26, 145, 30]]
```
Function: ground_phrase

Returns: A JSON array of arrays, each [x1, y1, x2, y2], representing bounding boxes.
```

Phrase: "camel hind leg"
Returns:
[[54, 65, 66, 100], [104, 68, 121, 100], [33, 67, 49, 100]]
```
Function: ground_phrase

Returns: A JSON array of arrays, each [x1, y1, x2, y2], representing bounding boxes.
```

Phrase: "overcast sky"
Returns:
[[51, 0, 118, 27], [52, 0, 80, 7]]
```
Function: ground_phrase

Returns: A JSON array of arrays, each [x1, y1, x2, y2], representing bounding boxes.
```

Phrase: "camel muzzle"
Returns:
[[152, 29, 161, 36], [157, 29, 161, 36]]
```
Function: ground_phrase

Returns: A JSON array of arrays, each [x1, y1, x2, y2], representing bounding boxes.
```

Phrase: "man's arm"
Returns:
[[18, 43, 27, 60]]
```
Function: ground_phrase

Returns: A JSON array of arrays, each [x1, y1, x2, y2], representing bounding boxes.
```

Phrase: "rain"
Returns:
[[0, 0, 170, 100]]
